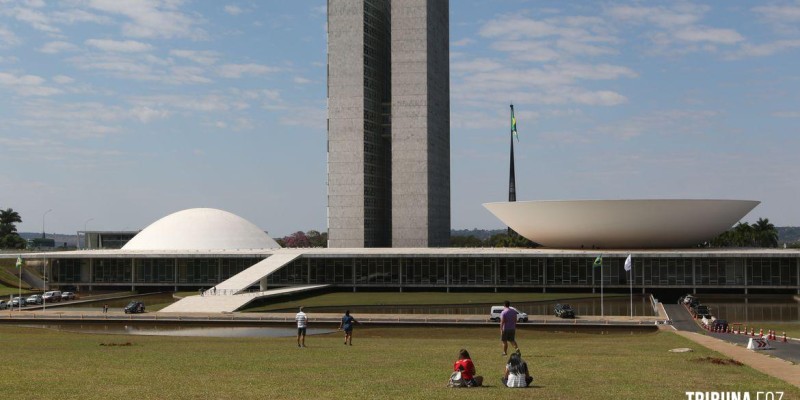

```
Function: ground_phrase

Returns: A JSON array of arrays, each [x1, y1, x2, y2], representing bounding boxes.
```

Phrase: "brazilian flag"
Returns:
[[15, 256, 23, 269], [592, 255, 603, 268], [511, 105, 519, 142]]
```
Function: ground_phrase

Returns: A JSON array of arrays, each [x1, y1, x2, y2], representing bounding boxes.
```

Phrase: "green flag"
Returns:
[[511, 105, 519, 142], [592, 255, 603, 268], [15, 256, 23, 269]]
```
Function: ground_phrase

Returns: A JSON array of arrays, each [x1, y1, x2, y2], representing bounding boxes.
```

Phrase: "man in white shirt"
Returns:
[[295, 306, 307, 348]]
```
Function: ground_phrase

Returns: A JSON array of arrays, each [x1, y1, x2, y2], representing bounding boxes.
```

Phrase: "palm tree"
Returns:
[[732, 222, 754, 247], [0, 208, 22, 236], [751, 217, 778, 247]]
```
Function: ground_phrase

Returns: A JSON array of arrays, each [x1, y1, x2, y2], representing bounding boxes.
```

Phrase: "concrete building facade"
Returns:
[[327, 0, 450, 248]]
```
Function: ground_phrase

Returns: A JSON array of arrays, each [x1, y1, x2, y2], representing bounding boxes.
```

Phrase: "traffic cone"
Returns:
[[751, 328, 755, 337], [759, 328, 763, 338], [770, 330, 775, 340]]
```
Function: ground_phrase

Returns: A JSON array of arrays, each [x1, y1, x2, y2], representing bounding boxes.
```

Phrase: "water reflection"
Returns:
[[274, 295, 656, 317], [19, 324, 333, 338]]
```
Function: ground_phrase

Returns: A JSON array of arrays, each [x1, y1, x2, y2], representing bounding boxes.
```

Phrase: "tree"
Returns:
[[282, 231, 311, 248], [751, 217, 778, 247], [0, 208, 25, 249], [306, 230, 328, 247]]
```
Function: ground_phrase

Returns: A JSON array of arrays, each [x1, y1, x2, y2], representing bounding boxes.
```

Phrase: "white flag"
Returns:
[[624, 254, 632, 272]]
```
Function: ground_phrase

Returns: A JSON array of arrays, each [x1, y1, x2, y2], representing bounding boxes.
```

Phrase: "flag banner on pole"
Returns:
[[15, 256, 22, 269], [511, 105, 518, 142], [592, 255, 603, 268], [624, 254, 632, 271]]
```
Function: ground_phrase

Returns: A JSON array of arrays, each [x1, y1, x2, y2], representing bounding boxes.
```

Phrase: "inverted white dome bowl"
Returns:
[[483, 199, 759, 249]]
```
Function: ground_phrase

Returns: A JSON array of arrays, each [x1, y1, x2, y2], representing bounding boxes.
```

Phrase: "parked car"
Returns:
[[0, 300, 6, 310], [554, 303, 576, 318], [711, 319, 728, 331], [26, 294, 43, 305], [61, 292, 76, 301], [43, 291, 61, 303], [489, 306, 528, 322], [124, 301, 145, 314], [10, 296, 26, 307], [691, 305, 711, 319]]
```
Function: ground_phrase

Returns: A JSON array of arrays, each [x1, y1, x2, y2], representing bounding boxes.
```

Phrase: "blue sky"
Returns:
[[1, 0, 798, 236]]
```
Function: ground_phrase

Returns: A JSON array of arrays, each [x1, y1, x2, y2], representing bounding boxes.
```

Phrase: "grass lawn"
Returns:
[[242, 291, 623, 312], [760, 323, 800, 339], [0, 282, 32, 297], [0, 325, 796, 400]]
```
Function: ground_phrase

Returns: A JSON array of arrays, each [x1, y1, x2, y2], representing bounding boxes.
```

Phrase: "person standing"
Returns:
[[500, 300, 519, 355], [338, 310, 359, 345], [103, 303, 108, 314], [295, 306, 307, 348]]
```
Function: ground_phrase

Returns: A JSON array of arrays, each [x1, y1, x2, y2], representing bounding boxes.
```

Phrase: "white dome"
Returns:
[[122, 208, 281, 251]]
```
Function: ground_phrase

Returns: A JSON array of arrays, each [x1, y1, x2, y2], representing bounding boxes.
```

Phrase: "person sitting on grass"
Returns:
[[501, 350, 533, 388], [453, 349, 483, 387]]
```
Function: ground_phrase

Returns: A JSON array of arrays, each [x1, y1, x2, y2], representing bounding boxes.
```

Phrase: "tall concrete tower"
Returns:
[[327, 0, 450, 248]]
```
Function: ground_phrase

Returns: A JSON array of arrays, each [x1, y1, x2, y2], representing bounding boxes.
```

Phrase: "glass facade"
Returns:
[[48, 254, 799, 291]]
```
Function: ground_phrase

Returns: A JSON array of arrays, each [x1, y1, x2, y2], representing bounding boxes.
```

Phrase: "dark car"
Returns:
[[691, 305, 710, 319], [123, 301, 145, 314], [554, 303, 575, 318], [711, 319, 728, 331]]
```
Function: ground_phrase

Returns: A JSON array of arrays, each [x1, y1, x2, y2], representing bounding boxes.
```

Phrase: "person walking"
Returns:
[[295, 306, 308, 348], [103, 303, 108, 314], [338, 310, 359, 345], [500, 300, 519, 355]]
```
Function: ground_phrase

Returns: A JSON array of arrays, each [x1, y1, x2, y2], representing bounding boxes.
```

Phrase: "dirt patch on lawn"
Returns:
[[692, 356, 743, 366]]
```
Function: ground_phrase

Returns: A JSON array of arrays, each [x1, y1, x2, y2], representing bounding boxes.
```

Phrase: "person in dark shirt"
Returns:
[[338, 310, 359, 346]]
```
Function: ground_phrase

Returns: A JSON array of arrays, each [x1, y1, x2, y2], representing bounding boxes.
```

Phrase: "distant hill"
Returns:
[[777, 227, 800, 244]]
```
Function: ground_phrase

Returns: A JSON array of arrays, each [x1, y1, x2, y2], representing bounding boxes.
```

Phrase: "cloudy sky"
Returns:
[[1, 0, 798, 236]]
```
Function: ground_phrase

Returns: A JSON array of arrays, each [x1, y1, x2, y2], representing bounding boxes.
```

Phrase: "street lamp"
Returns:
[[42, 209, 52, 239], [83, 218, 94, 249]]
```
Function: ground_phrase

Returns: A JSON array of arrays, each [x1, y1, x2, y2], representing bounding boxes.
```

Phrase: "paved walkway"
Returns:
[[663, 302, 800, 388], [673, 330, 800, 388]]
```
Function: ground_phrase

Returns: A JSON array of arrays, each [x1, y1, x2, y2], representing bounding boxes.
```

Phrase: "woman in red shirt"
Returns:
[[453, 349, 483, 387]]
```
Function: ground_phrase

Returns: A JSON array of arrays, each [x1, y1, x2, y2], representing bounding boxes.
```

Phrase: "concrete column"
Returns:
[[131, 258, 136, 291], [307, 258, 311, 285], [352, 258, 356, 292], [542, 258, 547, 293], [692, 258, 696, 294], [796, 257, 799, 295], [744, 258, 749, 295], [399, 258, 403, 293], [446, 258, 450, 293], [260, 276, 268, 292], [641, 258, 646, 294], [89, 258, 93, 291], [218, 258, 222, 284]]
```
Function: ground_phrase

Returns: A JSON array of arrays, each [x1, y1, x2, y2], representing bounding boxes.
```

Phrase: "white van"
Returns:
[[489, 306, 528, 322], [43, 291, 62, 303]]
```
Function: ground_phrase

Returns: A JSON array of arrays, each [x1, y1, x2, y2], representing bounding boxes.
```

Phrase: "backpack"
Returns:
[[448, 371, 465, 387]]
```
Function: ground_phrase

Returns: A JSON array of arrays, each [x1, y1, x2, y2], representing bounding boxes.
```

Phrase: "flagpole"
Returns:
[[630, 263, 633, 318], [18, 257, 21, 312], [600, 257, 604, 318]]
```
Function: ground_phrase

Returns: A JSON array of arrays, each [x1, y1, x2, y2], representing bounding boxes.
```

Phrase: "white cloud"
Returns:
[[51, 9, 112, 25], [85, 0, 206, 40], [0, 25, 20, 47], [170, 49, 219, 65], [224, 5, 243, 16], [293, 76, 311, 84], [0, 71, 61, 97], [606, 4, 744, 54], [451, 38, 474, 47], [451, 58, 503, 73], [673, 27, 744, 44], [129, 106, 170, 123], [732, 39, 800, 58], [86, 38, 153, 53], [53, 75, 75, 84], [218, 63, 279, 78], [9, 6, 59, 33], [39, 40, 79, 54]]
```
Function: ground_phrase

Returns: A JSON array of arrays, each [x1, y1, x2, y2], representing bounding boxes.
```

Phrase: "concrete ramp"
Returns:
[[160, 284, 329, 313], [214, 252, 305, 294]]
